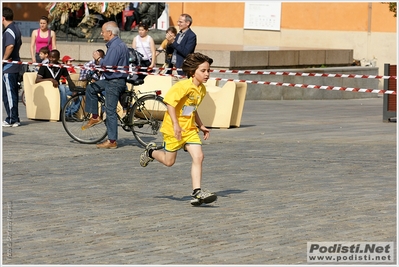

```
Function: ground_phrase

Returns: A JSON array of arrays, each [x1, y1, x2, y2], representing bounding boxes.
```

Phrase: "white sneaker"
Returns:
[[2, 121, 20, 127], [190, 189, 217, 206], [139, 142, 157, 167]]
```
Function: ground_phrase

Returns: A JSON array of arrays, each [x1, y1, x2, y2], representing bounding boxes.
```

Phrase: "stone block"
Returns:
[[196, 49, 231, 68], [269, 50, 299, 67], [260, 85, 282, 100], [325, 49, 353, 65], [230, 51, 268, 68], [282, 86, 304, 100], [303, 87, 324, 100], [299, 50, 326, 66], [321, 89, 345, 100], [303, 76, 323, 88]]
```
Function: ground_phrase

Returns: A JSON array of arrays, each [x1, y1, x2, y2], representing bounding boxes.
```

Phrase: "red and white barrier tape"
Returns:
[[211, 78, 396, 95], [3, 60, 398, 80], [4, 60, 396, 95], [210, 69, 397, 80]]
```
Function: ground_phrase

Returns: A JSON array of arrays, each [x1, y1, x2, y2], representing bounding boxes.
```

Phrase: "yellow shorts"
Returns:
[[163, 130, 202, 152]]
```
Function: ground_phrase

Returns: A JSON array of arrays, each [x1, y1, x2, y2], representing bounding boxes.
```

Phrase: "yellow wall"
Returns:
[[3, 2, 396, 33], [167, 2, 244, 28], [281, 2, 396, 33], [168, 2, 396, 33], [3, 2, 396, 78], [371, 2, 397, 32], [282, 3, 369, 31]]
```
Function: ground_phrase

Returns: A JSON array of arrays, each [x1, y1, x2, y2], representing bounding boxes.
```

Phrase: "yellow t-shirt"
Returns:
[[161, 78, 206, 137]]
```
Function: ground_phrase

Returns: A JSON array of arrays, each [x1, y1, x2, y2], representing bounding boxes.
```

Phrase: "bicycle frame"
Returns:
[[61, 78, 166, 147]]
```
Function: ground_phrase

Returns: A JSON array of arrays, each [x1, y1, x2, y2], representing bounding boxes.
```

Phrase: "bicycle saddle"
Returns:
[[71, 86, 86, 92], [126, 78, 145, 86]]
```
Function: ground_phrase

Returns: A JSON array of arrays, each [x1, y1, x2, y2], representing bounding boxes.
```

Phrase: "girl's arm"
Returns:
[[51, 31, 57, 49], [195, 111, 210, 140], [30, 30, 37, 62], [167, 103, 183, 140], [149, 37, 156, 68]]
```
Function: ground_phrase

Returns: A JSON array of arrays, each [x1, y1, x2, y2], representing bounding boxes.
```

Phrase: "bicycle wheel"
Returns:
[[61, 94, 108, 144], [129, 94, 167, 148]]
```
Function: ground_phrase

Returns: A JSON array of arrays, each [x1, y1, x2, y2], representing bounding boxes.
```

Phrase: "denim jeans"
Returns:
[[85, 79, 127, 141], [58, 84, 72, 109], [2, 73, 20, 124], [65, 95, 81, 116]]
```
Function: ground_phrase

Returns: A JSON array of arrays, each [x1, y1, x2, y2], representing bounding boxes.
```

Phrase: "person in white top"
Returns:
[[131, 22, 156, 69]]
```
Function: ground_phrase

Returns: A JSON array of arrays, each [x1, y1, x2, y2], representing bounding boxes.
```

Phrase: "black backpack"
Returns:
[[127, 47, 147, 82], [128, 47, 144, 67]]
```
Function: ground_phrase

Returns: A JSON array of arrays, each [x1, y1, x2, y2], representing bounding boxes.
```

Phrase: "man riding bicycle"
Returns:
[[82, 21, 130, 149]]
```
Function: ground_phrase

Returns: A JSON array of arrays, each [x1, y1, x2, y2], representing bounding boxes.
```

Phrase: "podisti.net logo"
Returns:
[[307, 242, 394, 263]]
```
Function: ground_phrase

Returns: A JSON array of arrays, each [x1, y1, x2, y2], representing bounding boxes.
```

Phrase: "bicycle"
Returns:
[[60, 76, 167, 148]]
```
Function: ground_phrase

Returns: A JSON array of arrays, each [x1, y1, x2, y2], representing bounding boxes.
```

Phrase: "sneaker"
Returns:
[[190, 189, 217, 206], [81, 117, 103, 130], [139, 142, 157, 167], [96, 140, 118, 149], [2, 121, 20, 127]]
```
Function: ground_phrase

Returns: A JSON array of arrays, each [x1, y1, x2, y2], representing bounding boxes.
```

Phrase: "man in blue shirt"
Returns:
[[2, 7, 22, 127], [82, 21, 129, 149]]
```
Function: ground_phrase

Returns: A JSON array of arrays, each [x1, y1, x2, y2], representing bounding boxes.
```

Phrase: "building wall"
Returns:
[[166, 2, 396, 32], [3, 2, 397, 73], [167, 2, 397, 76]]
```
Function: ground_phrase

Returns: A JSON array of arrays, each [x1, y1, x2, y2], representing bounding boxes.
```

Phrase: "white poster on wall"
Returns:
[[244, 1, 281, 31]]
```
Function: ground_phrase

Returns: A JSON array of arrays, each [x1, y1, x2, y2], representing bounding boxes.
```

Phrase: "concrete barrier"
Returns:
[[213, 66, 380, 100]]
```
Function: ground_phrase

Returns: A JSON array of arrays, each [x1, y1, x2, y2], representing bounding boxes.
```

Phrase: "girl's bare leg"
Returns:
[[152, 149, 177, 167], [184, 144, 204, 190]]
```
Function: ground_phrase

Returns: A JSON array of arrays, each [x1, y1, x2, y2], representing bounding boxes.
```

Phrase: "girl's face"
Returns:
[[39, 19, 48, 30], [193, 62, 211, 85], [138, 27, 148, 37]]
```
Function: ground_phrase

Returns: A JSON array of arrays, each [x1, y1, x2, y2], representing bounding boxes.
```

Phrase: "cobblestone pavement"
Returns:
[[2, 98, 396, 265]]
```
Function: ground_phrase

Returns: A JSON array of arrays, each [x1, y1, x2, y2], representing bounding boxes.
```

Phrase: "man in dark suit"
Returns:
[[167, 14, 197, 74]]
